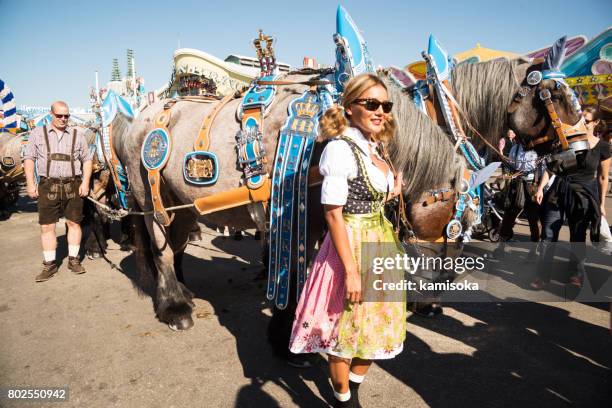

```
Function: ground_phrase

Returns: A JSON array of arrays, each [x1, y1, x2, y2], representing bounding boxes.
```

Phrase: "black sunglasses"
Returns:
[[53, 113, 70, 119], [353, 98, 393, 113]]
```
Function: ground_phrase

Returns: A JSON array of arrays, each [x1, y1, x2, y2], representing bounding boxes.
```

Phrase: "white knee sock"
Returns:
[[333, 390, 351, 402], [349, 371, 365, 384], [43, 250, 55, 263], [600, 217, 612, 242], [68, 245, 80, 257]]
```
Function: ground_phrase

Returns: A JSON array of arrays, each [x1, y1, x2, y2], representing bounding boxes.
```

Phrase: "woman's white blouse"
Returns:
[[320, 127, 395, 205]]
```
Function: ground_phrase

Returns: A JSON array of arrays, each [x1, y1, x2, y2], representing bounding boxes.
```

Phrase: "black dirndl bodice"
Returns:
[[335, 136, 387, 215]]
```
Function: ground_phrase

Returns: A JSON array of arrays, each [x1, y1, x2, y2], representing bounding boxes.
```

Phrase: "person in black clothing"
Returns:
[[493, 130, 544, 260], [530, 131, 611, 289]]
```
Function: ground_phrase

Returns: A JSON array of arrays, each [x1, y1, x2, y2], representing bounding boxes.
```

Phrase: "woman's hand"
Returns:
[[601, 204, 607, 218], [387, 176, 403, 201], [536, 188, 544, 205], [324, 205, 362, 304], [345, 264, 362, 304]]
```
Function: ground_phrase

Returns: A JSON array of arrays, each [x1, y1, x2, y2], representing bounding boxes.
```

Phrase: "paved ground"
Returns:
[[0, 194, 610, 408]]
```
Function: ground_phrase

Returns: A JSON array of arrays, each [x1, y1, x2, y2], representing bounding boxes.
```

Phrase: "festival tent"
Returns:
[[405, 44, 518, 80], [455, 43, 518, 64]]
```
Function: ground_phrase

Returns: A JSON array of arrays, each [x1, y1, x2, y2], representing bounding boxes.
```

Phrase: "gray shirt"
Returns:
[[507, 143, 545, 181], [23, 125, 93, 178]]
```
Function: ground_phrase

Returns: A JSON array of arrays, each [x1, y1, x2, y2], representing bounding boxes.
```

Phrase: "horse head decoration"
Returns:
[[507, 36, 589, 175]]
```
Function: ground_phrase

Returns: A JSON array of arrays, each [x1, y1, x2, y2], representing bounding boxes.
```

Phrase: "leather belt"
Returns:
[[49, 153, 71, 161], [40, 176, 80, 184], [194, 177, 271, 215]]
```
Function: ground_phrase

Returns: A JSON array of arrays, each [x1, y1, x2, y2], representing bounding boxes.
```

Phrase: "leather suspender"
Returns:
[[70, 128, 76, 178], [42, 126, 78, 178], [43, 125, 51, 176]]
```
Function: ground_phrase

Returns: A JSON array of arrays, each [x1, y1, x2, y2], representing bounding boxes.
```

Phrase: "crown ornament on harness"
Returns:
[[294, 99, 321, 118], [253, 29, 277, 76]]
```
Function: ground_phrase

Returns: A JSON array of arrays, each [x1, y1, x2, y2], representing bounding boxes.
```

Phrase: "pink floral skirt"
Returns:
[[288, 211, 406, 360]]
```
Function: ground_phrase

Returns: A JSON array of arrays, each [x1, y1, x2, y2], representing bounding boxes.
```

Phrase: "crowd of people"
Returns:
[[493, 105, 610, 289]]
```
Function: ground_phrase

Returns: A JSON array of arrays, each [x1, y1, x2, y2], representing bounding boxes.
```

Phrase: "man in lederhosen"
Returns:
[[24, 101, 93, 281]]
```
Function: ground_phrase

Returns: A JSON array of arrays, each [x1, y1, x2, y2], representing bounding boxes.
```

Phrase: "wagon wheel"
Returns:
[[488, 227, 500, 242]]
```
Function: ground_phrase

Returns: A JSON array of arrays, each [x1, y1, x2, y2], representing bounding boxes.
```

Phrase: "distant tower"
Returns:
[[127, 49, 134, 78], [111, 58, 121, 81]]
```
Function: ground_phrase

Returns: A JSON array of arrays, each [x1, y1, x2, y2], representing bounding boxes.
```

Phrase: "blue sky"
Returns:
[[1, 0, 610, 108]]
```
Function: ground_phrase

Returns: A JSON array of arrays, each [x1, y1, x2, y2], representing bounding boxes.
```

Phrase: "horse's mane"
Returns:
[[381, 74, 463, 200], [451, 57, 529, 148]]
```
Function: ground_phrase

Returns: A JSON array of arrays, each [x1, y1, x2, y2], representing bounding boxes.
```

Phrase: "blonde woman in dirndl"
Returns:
[[289, 73, 407, 408]]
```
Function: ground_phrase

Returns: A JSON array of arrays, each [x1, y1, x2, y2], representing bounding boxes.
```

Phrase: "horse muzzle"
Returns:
[[546, 140, 590, 176]]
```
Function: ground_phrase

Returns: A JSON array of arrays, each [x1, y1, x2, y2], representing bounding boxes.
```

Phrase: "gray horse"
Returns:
[[112, 74, 314, 330]]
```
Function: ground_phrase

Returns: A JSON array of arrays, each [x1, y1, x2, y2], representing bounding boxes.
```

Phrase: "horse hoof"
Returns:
[[87, 252, 101, 260], [188, 231, 202, 242], [168, 316, 194, 331]]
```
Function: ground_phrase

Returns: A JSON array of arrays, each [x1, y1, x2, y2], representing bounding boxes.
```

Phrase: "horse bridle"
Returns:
[[508, 66, 588, 153]]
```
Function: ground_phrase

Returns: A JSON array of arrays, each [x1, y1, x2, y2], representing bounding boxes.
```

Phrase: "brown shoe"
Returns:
[[569, 275, 582, 288], [529, 278, 547, 290], [68, 256, 86, 274], [36, 261, 58, 282]]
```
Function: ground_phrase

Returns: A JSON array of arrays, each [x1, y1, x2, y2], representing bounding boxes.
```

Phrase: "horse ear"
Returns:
[[543, 36, 567, 71]]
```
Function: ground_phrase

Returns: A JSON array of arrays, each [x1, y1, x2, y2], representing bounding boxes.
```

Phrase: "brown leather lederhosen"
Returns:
[[37, 126, 83, 224]]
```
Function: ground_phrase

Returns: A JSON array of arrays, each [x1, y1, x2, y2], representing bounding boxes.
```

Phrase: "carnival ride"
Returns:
[[167, 48, 291, 98]]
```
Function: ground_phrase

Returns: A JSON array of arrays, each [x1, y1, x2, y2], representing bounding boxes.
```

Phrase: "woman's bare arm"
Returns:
[[599, 157, 610, 216], [535, 170, 551, 205], [324, 204, 361, 303]]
